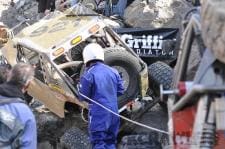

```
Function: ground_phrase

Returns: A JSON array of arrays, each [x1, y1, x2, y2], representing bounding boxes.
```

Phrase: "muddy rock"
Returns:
[[124, 0, 192, 28], [35, 112, 64, 142]]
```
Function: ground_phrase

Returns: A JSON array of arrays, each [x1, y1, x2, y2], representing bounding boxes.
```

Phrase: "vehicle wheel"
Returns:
[[104, 47, 142, 108], [119, 134, 162, 149], [35, 112, 63, 148], [148, 61, 173, 108], [201, 0, 225, 63], [81, 0, 97, 10], [60, 127, 91, 149]]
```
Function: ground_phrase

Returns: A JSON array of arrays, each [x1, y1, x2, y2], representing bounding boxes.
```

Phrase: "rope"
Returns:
[[79, 92, 169, 135], [81, 108, 88, 123]]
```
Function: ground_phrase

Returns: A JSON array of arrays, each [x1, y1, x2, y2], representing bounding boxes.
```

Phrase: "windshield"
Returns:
[[41, 3, 99, 20], [65, 3, 99, 16]]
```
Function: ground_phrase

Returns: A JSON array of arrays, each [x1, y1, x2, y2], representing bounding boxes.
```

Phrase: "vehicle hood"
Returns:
[[15, 11, 99, 50]]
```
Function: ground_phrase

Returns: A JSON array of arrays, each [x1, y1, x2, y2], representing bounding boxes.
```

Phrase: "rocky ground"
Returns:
[[124, 0, 192, 28], [34, 103, 168, 149], [0, 0, 38, 28]]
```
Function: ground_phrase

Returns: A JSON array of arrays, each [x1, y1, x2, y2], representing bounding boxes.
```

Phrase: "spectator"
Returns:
[[55, 0, 77, 11], [104, 0, 127, 17], [0, 22, 8, 46], [0, 63, 37, 149], [36, 0, 56, 19], [67, 0, 128, 17], [79, 43, 124, 149], [0, 64, 11, 84]]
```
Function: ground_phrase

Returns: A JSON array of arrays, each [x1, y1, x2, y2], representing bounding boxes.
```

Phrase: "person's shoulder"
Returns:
[[10, 101, 35, 119], [81, 67, 95, 82], [106, 65, 119, 75]]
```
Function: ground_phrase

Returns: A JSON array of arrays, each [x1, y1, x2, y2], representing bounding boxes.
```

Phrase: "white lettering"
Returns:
[[134, 38, 141, 48], [158, 36, 163, 49], [120, 34, 164, 50], [155, 49, 159, 56], [136, 49, 141, 55], [127, 39, 134, 48], [152, 35, 159, 49], [148, 49, 153, 55], [147, 35, 152, 49], [121, 34, 133, 48], [141, 35, 148, 49], [169, 51, 174, 56]]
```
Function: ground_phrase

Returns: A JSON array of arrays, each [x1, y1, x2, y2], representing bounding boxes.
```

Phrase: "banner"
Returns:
[[114, 28, 179, 60]]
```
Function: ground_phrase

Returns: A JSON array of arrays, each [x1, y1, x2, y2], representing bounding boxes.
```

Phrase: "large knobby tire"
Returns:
[[201, 0, 225, 63], [119, 134, 162, 149], [148, 61, 173, 108], [104, 47, 142, 108], [60, 127, 91, 149]]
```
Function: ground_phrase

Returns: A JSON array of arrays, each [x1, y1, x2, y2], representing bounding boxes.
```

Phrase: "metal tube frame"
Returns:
[[172, 85, 225, 111]]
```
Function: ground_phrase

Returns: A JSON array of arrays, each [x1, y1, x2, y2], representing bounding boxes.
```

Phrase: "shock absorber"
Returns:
[[200, 101, 216, 148], [191, 96, 216, 149], [200, 123, 216, 148]]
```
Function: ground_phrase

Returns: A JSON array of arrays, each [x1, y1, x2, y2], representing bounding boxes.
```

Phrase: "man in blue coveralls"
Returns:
[[79, 43, 124, 149]]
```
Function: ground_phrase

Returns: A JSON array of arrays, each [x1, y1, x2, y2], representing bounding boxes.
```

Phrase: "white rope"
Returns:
[[81, 108, 88, 123], [79, 92, 169, 135]]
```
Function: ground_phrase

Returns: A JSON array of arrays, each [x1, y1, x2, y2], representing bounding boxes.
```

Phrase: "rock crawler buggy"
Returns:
[[0, 4, 158, 148], [160, 0, 225, 148]]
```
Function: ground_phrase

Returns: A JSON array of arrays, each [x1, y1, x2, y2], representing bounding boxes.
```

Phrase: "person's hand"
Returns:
[[45, 9, 51, 16]]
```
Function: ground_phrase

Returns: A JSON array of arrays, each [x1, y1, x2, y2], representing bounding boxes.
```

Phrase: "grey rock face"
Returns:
[[124, 0, 192, 28], [0, 0, 38, 28]]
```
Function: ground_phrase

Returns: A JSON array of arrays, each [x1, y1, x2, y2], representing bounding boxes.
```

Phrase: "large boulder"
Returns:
[[124, 0, 192, 28], [0, 0, 38, 28]]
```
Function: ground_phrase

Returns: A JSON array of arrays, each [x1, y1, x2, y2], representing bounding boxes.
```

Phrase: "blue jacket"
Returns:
[[0, 83, 37, 149], [79, 62, 124, 112], [79, 62, 124, 145]]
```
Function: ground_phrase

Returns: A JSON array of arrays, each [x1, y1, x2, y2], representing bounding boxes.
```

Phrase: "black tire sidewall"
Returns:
[[148, 61, 173, 108], [104, 47, 142, 108]]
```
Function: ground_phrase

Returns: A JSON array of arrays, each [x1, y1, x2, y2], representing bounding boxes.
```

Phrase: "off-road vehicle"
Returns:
[[160, 0, 225, 148], [1, 4, 152, 148], [3, 4, 149, 113], [1, 4, 171, 148]]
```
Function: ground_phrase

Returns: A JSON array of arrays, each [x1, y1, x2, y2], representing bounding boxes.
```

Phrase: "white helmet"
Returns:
[[82, 43, 104, 63]]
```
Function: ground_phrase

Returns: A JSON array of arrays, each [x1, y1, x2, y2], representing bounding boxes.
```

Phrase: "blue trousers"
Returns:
[[89, 110, 120, 149], [104, 0, 127, 17]]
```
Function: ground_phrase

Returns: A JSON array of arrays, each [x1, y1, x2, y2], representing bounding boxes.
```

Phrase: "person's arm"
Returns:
[[116, 73, 124, 96], [78, 74, 93, 102], [20, 110, 37, 149]]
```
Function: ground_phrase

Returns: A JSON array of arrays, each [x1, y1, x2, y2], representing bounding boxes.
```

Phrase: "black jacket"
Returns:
[[37, 0, 56, 13], [0, 83, 25, 100]]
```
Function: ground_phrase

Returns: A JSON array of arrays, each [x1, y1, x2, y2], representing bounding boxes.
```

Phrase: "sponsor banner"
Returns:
[[114, 28, 179, 59]]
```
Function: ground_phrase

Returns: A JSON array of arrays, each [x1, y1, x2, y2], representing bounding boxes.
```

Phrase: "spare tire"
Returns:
[[148, 61, 173, 108], [104, 47, 142, 108], [201, 0, 225, 63]]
